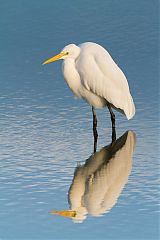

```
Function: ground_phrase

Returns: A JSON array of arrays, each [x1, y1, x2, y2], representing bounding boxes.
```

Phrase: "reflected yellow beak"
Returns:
[[50, 209, 76, 218], [42, 52, 66, 65]]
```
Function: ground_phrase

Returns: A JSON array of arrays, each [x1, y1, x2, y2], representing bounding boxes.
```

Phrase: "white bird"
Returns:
[[50, 130, 136, 223], [43, 42, 135, 144]]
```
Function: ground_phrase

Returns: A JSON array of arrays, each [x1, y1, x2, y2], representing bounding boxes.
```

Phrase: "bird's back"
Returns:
[[77, 42, 135, 119]]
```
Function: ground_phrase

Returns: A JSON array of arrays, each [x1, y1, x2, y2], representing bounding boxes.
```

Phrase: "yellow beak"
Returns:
[[42, 52, 66, 65], [50, 209, 76, 218]]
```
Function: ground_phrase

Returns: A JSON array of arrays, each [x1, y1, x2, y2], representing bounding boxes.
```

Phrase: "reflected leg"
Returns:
[[107, 103, 116, 143], [92, 106, 98, 152]]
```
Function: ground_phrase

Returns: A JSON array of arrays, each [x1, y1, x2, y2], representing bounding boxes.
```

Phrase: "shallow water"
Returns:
[[0, 0, 159, 239]]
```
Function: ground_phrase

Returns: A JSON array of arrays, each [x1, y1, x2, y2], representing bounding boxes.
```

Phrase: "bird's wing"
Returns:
[[76, 47, 135, 119]]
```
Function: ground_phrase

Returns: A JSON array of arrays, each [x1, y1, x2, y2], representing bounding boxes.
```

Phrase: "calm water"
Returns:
[[0, 0, 159, 239]]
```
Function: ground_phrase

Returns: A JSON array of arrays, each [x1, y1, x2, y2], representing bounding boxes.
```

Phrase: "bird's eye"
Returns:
[[66, 52, 69, 55]]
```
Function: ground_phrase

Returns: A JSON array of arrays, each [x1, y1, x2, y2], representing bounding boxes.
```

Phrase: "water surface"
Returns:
[[0, 0, 159, 239]]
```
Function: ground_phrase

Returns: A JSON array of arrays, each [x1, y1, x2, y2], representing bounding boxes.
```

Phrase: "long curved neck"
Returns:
[[62, 58, 81, 97]]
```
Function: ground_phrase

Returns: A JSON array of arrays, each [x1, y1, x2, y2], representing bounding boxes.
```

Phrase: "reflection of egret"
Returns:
[[43, 42, 136, 146], [50, 130, 136, 223]]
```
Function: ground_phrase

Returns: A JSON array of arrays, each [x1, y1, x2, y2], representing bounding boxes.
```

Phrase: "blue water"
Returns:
[[0, 0, 159, 239]]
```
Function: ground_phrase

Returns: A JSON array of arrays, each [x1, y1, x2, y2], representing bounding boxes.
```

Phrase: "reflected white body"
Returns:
[[68, 131, 136, 222], [62, 42, 135, 119]]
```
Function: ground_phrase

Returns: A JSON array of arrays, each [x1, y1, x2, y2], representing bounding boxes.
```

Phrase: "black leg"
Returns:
[[107, 103, 116, 143], [92, 106, 98, 152]]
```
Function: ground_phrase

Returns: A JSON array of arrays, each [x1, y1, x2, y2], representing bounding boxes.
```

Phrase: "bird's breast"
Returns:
[[62, 59, 82, 97], [62, 59, 107, 108]]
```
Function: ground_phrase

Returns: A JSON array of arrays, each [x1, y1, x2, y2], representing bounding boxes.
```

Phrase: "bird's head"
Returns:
[[42, 44, 80, 65]]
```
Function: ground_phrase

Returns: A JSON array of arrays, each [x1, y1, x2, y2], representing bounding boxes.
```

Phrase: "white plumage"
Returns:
[[43, 42, 135, 123]]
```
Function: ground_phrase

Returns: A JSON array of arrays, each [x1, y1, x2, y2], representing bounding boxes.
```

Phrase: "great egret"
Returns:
[[43, 42, 135, 144], [50, 130, 136, 222]]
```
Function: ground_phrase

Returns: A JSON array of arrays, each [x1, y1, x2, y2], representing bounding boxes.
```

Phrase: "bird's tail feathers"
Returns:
[[124, 94, 136, 120]]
